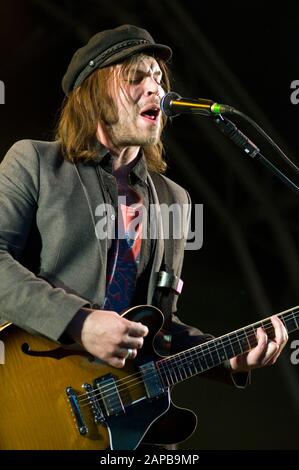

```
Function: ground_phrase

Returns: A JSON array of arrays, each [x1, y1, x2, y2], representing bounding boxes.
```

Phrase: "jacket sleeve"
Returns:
[[0, 140, 90, 341]]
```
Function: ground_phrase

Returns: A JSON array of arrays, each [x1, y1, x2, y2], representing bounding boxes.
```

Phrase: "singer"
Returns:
[[0, 24, 288, 450]]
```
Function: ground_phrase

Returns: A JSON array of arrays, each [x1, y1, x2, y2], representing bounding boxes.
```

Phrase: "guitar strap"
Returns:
[[149, 172, 184, 353]]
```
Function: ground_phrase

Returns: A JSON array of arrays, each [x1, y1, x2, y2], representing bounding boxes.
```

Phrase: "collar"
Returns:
[[89, 142, 148, 184]]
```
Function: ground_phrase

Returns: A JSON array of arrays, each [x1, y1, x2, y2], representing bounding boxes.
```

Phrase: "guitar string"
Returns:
[[75, 310, 297, 407], [76, 326, 283, 411], [76, 310, 297, 406]]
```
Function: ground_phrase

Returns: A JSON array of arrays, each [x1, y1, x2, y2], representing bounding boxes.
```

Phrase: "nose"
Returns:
[[143, 76, 161, 97]]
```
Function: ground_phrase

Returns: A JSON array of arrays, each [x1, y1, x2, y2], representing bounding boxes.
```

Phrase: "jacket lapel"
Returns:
[[73, 162, 108, 307]]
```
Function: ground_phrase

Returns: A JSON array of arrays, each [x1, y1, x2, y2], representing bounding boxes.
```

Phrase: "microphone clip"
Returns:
[[213, 115, 260, 158]]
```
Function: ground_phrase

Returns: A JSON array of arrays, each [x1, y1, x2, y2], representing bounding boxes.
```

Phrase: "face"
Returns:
[[106, 55, 165, 148]]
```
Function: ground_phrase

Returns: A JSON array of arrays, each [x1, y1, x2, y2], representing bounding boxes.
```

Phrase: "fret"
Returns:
[[181, 350, 197, 380], [246, 325, 257, 349], [208, 343, 220, 366], [223, 334, 235, 359], [201, 344, 215, 369], [187, 358, 199, 376], [239, 328, 251, 352], [157, 305, 299, 388], [189, 360, 199, 376], [168, 365, 177, 385], [172, 364, 179, 384], [282, 309, 299, 333], [186, 350, 202, 376], [184, 350, 201, 377], [197, 349, 208, 371], [284, 314, 298, 333], [242, 328, 251, 351], [192, 360, 199, 375], [176, 363, 183, 381], [213, 338, 228, 362], [173, 357, 188, 381], [186, 361, 194, 376], [163, 353, 199, 386], [186, 352, 195, 377], [260, 320, 274, 340], [176, 360, 185, 381], [182, 364, 189, 380], [161, 363, 172, 387], [211, 341, 222, 364], [227, 331, 243, 356]]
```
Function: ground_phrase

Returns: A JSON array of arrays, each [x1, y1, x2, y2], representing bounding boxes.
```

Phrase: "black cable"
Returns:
[[231, 108, 299, 175], [213, 115, 299, 195]]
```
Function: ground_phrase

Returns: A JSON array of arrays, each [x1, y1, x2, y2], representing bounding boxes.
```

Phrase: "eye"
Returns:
[[125, 73, 143, 85], [128, 78, 142, 84]]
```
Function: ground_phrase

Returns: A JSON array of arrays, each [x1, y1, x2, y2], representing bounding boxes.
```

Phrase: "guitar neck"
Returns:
[[156, 306, 299, 387]]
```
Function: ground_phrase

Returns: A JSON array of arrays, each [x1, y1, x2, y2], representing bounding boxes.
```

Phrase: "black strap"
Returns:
[[150, 172, 183, 293], [150, 172, 174, 274], [149, 172, 184, 354]]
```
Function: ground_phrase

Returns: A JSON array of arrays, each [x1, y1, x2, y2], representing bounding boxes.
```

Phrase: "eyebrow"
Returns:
[[126, 67, 162, 77]]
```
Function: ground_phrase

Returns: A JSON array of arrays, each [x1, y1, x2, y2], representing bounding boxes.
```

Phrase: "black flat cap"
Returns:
[[62, 24, 172, 95]]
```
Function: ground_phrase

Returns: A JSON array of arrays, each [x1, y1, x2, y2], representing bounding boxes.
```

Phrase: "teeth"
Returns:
[[140, 105, 160, 121], [141, 112, 156, 120]]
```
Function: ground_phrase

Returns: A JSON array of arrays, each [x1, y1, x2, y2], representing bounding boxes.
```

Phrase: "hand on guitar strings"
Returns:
[[66, 307, 149, 368]]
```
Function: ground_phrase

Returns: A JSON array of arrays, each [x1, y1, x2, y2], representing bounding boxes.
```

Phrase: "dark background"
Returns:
[[1, 0, 299, 450]]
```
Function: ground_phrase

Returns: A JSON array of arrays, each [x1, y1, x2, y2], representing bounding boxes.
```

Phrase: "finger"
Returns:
[[271, 316, 288, 347], [118, 348, 138, 360], [126, 321, 149, 338], [110, 356, 126, 368], [122, 336, 144, 350], [263, 317, 288, 365], [269, 346, 286, 365], [248, 327, 268, 366], [256, 326, 268, 354], [262, 339, 279, 365]]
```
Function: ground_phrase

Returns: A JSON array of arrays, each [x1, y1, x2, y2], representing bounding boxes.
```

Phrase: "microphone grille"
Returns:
[[160, 91, 181, 117]]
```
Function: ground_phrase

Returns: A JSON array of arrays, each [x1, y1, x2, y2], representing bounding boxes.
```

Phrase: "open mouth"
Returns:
[[140, 107, 160, 122]]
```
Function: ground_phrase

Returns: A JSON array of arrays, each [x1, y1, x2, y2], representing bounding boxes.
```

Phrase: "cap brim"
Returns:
[[100, 43, 172, 67]]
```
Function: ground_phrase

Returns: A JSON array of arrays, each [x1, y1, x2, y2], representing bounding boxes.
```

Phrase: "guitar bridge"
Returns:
[[66, 386, 88, 435], [83, 383, 104, 424]]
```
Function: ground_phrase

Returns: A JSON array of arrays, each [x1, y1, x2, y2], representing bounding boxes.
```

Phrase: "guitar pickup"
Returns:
[[94, 374, 124, 416], [139, 361, 165, 398]]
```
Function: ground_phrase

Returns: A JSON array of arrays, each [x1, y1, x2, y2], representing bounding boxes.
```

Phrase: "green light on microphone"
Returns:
[[211, 103, 222, 114]]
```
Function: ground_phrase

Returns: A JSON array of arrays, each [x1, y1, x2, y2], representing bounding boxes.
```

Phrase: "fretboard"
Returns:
[[156, 306, 299, 388]]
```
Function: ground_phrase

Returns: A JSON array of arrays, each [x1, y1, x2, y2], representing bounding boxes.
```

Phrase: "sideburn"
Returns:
[[99, 94, 119, 126]]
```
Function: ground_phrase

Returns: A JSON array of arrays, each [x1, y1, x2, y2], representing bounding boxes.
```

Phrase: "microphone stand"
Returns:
[[213, 115, 299, 195]]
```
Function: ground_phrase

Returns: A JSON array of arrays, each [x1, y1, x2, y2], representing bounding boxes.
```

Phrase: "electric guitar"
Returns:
[[0, 304, 298, 450]]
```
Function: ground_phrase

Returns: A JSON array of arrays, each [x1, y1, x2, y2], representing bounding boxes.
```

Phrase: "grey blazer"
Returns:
[[0, 140, 189, 341], [0, 139, 249, 387]]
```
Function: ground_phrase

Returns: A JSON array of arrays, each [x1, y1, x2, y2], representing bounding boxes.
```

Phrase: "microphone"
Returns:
[[160, 92, 236, 117]]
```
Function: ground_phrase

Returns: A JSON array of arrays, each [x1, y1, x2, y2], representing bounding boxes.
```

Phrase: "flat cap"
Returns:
[[62, 24, 172, 95]]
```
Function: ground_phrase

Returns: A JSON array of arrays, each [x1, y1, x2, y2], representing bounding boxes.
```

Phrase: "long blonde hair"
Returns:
[[56, 54, 171, 173]]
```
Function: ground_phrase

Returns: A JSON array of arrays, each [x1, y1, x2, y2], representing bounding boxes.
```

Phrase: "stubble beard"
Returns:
[[108, 119, 162, 148]]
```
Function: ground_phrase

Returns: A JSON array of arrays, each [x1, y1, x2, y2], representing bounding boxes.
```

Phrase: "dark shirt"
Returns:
[[94, 146, 154, 310]]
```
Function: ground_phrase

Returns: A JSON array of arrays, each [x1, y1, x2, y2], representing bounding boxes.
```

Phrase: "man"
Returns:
[[0, 25, 288, 448]]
